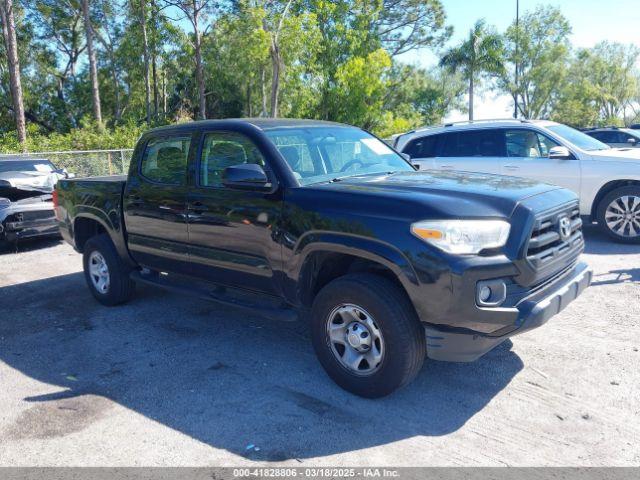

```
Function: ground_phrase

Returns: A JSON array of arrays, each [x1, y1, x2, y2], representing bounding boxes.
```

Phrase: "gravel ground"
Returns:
[[0, 226, 638, 467]]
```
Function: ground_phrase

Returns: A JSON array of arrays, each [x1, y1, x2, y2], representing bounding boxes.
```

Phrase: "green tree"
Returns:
[[500, 5, 571, 119], [439, 19, 503, 121]]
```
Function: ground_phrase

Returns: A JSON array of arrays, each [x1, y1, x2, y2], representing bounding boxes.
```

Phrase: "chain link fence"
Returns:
[[0, 149, 134, 177]]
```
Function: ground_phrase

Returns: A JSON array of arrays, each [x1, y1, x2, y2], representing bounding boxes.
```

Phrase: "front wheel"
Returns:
[[596, 186, 640, 243], [310, 273, 425, 398], [83, 234, 135, 306]]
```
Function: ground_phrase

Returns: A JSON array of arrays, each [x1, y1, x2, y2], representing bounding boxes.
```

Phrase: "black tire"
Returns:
[[310, 273, 425, 398], [83, 233, 135, 306], [596, 186, 640, 244]]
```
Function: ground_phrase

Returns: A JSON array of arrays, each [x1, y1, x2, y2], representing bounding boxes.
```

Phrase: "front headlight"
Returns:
[[411, 219, 510, 255]]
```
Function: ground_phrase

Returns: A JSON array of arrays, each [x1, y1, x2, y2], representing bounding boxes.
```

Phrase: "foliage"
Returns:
[[2, 0, 640, 153], [439, 19, 504, 120], [499, 5, 571, 120]]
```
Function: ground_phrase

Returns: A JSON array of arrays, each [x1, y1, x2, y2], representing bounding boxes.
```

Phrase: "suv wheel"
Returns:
[[310, 273, 425, 398], [597, 186, 640, 243], [83, 234, 135, 305]]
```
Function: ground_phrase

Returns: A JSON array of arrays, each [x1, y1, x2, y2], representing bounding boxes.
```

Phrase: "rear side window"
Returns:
[[403, 135, 439, 158], [438, 130, 505, 157], [141, 136, 191, 185], [199, 131, 266, 187]]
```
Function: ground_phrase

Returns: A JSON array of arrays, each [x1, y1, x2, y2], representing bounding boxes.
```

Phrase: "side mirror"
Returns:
[[399, 152, 411, 162], [548, 146, 572, 160], [627, 138, 637, 145], [222, 164, 272, 190]]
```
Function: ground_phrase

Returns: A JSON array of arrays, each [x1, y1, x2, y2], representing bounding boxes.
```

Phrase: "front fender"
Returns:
[[284, 231, 420, 306]]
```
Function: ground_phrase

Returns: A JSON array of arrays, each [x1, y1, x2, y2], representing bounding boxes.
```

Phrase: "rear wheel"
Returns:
[[597, 186, 640, 244], [83, 234, 135, 305], [310, 273, 425, 398]]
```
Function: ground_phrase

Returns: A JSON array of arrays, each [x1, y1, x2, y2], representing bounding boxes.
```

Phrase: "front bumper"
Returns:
[[425, 262, 592, 362]]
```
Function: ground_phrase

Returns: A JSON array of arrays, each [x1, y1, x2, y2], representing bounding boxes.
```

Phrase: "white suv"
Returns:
[[394, 119, 640, 243]]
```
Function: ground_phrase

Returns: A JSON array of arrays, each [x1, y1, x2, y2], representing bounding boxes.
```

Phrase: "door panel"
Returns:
[[124, 134, 192, 273], [501, 129, 580, 195], [187, 131, 282, 295]]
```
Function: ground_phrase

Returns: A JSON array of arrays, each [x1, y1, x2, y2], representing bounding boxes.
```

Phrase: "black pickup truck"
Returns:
[[55, 119, 592, 397]]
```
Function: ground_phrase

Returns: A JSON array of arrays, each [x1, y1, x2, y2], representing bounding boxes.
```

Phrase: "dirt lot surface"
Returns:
[[0, 226, 638, 466]]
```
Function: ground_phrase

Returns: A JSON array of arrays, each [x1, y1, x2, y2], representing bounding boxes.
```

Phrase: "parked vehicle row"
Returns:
[[0, 158, 71, 246], [583, 126, 640, 148], [55, 119, 591, 397], [394, 119, 640, 243]]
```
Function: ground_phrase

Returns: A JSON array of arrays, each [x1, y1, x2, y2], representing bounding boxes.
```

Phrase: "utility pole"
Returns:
[[514, 0, 519, 119]]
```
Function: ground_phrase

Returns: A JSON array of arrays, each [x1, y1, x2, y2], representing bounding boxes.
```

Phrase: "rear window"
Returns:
[[403, 135, 439, 158], [438, 130, 505, 157], [140, 136, 191, 185]]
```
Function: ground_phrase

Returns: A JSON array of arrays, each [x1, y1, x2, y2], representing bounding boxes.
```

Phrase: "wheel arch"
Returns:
[[292, 233, 419, 309], [591, 179, 640, 221]]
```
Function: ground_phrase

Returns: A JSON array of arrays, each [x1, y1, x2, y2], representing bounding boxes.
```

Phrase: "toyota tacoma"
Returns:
[[55, 119, 592, 397]]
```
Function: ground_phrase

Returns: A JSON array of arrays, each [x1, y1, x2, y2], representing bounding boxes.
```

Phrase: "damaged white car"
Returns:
[[0, 158, 71, 246]]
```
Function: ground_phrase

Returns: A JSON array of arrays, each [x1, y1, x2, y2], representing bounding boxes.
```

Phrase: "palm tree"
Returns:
[[440, 20, 504, 120]]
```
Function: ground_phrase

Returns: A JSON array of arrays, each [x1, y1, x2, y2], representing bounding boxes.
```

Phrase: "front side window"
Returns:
[[506, 130, 559, 158], [265, 127, 413, 185], [141, 136, 191, 184], [200, 132, 266, 187]]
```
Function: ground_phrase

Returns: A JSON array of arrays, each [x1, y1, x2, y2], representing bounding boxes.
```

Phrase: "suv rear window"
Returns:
[[403, 135, 439, 158], [438, 130, 505, 157]]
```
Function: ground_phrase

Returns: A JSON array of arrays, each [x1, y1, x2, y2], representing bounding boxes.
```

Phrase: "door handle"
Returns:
[[440, 164, 454, 170], [503, 164, 520, 170], [188, 201, 206, 214], [127, 195, 143, 206]]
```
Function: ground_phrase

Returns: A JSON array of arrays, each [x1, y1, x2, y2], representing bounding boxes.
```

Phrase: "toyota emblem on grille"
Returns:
[[558, 215, 572, 241]]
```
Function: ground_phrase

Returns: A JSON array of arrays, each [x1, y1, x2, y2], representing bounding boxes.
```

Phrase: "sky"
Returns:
[[397, 0, 640, 122]]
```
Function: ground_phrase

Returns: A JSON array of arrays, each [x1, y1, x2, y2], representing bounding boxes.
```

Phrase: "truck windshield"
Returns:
[[265, 127, 414, 185], [546, 124, 611, 151]]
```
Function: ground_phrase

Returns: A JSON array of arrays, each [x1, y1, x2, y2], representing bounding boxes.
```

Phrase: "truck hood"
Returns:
[[588, 148, 640, 163], [309, 170, 565, 219]]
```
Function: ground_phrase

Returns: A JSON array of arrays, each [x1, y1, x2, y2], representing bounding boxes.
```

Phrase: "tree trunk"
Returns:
[[152, 52, 159, 120], [161, 66, 166, 116], [468, 74, 474, 121], [0, 0, 27, 147], [269, 39, 281, 118], [82, 0, 102, 126], [139, 0, 151, 124], [110, 53, 121, 122], [194, 25, 205, 119], [260, 67, 268, 117]]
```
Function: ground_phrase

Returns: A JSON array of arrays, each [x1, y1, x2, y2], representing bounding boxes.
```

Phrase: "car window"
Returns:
[[0, 160, 56, 173], [265, 127, 413, 185], [438, 130, 505, 157], [141, 136, 191, 185], [403, 135, 439, 158], [536, 132, 560, 156], [546, 124, 610, 151], [200, 132, 266, 187], [270, 136, 315, 177], [505, 130, 559, 158]]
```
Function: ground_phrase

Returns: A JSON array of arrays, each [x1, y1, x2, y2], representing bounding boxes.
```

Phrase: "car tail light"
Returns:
[[52, 189, 59, 208]]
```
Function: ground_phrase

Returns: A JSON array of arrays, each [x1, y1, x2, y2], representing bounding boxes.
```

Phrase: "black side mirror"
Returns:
[[222, 164, 272, 191]]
